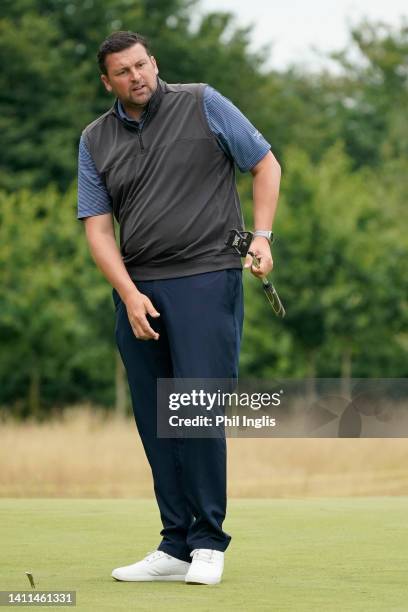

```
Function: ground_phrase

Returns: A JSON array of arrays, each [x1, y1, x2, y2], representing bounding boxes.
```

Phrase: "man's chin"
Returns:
[[129, 90, 151, 105]]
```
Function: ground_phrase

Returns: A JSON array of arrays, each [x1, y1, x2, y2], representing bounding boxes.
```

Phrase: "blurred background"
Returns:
[[0, 0, 407, 497]]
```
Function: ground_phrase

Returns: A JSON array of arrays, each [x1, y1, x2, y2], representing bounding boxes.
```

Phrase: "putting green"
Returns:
[[1, 498, 407, 611]]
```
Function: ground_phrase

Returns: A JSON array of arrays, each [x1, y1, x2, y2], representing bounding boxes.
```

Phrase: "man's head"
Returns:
[[97, 31, 159, 113]]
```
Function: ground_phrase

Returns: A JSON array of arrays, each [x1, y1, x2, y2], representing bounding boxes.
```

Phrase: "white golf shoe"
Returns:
[[185, 549, 224, 585], [111, 550, 190, 582]]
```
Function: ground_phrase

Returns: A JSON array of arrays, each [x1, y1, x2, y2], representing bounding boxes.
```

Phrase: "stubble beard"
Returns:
[[129, 89, 151, 108]]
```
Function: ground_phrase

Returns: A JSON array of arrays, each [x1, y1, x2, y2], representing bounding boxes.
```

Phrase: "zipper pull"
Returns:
[[137, 129, 145, 152]]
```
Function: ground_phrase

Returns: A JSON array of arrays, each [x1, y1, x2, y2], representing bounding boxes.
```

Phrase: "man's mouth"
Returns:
[[132, 85, 146, 92]]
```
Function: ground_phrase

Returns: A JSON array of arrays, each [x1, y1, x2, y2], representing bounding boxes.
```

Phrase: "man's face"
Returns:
[[101, 43, 159, 110]]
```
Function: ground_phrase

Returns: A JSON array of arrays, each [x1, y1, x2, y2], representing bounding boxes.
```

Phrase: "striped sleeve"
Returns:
[[203, 85, 271, 173], [77, 135, 112, 220]]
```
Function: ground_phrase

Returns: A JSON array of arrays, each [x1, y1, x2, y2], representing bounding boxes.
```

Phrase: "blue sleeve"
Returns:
[[77, 135, 113, 220], [202, 86, 271, 173]]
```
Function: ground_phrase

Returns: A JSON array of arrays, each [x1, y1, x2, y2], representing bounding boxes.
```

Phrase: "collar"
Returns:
[[112, 77, 166, 130]]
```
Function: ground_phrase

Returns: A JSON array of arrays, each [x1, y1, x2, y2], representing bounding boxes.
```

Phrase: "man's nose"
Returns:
[[129, 67, 142, 81]]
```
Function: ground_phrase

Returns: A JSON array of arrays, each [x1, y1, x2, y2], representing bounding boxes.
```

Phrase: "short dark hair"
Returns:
[[97, 31, 151, 74]]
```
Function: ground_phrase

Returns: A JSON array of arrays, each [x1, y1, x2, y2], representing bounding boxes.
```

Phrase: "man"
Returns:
[[78, 30, 281, 585]]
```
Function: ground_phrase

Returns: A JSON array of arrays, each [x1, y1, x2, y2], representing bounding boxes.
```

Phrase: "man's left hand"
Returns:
[[243, 236, 273, 278]]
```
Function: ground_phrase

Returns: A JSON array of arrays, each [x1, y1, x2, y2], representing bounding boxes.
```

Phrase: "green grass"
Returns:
[[1, 498, 407, 611]]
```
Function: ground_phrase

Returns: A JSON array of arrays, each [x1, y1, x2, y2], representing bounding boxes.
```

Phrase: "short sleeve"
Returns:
[[202, 86, 271, 172], [77, 135, 113, 220]]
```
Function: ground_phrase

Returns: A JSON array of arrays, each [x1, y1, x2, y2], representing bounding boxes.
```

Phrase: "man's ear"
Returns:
[[151, 56, 159, 76], [100, 74, 112, 93]]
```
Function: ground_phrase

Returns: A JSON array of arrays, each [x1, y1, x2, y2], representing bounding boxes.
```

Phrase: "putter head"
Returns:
[[225, 229, 253, 257]]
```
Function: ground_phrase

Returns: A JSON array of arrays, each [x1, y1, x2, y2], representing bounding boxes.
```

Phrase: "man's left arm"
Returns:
[[246, 150, 281, 277], [203, 85, 281, 277]]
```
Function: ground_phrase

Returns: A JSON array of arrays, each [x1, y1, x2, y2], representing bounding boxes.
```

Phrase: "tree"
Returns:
[[329, 20, 408, 168], [0, 186, 116, 414]]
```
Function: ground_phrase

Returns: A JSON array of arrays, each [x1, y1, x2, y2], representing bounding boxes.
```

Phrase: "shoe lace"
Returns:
[[144, 550, 166, 563], [190, 549, 215, 563]]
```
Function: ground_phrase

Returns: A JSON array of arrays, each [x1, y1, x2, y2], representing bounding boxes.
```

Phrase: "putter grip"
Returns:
[[263, 281, 286, 318]]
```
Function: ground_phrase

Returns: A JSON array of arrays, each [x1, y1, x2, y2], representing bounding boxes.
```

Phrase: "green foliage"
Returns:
[[0, 186, 116, 414], [329, 21, 408, 167], [239, 141, 407, 379]]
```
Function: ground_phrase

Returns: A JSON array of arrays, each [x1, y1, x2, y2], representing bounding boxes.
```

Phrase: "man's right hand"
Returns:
[[124, 289, 160, 341], [82, 214, 160, 340]]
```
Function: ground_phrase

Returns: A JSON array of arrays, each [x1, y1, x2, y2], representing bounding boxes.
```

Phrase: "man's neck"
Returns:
[[121, 103, 145, 121], [120, 78, 159, 121]]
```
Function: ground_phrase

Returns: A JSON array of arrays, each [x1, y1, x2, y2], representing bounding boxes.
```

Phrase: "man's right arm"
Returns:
[[83, 214, 160, 341], [78, 136, 160, 340]]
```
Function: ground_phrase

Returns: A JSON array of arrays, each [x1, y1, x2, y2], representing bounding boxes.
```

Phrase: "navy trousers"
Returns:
[[113, 269, 243, 562]]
